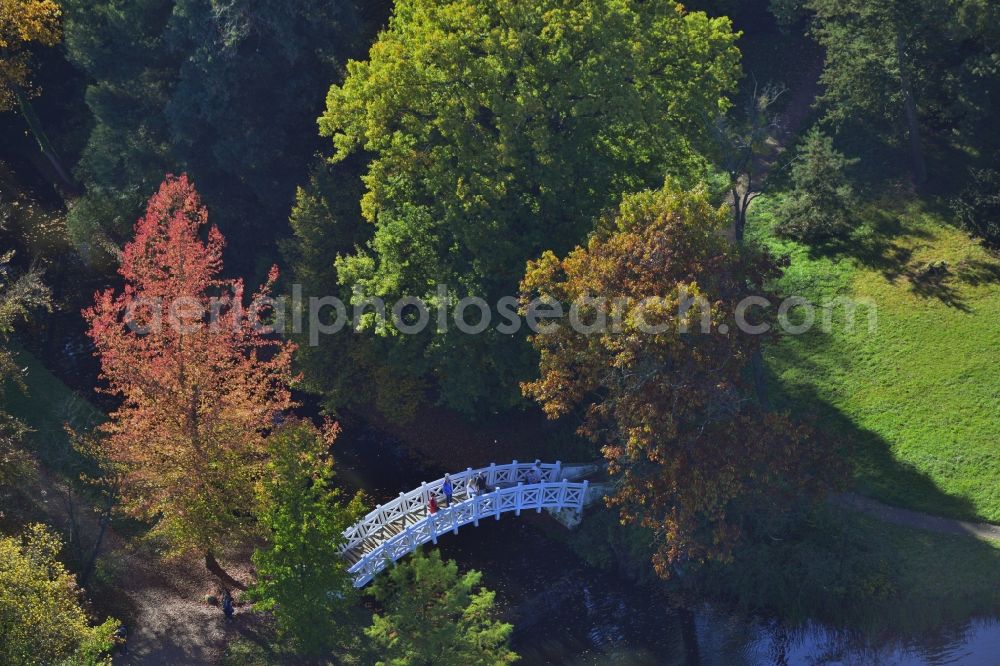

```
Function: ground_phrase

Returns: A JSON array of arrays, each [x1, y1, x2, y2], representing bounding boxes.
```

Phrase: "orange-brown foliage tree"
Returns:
[[84, 174, 296, 586], [521, 182, 841, 577]]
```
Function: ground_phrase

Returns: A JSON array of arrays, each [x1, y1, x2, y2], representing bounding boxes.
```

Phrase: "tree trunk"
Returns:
[[60, 484, 113, 587], [79, 513, 110, 587], [895, 31, 927, 187], [205, 550, 247, 591], [731, 188, 770, 410], [731, 186, 746, 243], [750, 349, 771, 410], [15, 91, 78, 196]]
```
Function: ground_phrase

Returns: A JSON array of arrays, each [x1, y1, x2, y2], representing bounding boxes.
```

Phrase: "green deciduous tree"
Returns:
[[279, 161, 423, 419], [709, 81, 786, 243], [246, 418, 365, 655], [366, 549, 518, 666], [521, 182, 841, 575], [947, 1, 1000, 151], [318, 0, 741, 414], [775, 128, 858, 242], [0, 523, 118, 666]]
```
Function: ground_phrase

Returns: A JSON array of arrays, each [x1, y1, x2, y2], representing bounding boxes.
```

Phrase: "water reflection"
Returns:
[[434, 518, 1000, 665], [739, 617, 1000, 666]]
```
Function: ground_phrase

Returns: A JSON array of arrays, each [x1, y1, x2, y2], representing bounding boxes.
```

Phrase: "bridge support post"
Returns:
[[552, 460, 562, 482], [430, 515, 438, 544], [473, 495, 480, 527], [489, 462, 496, 486], [515, 482, 523, 516], [495, 488, 501, 521], [536, 481, 544, 513], [578, 480, 589, 514], [558, 478, 568, 510]]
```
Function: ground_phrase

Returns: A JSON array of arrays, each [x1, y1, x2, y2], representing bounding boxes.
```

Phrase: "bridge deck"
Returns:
[[339, 461, 604, 586]]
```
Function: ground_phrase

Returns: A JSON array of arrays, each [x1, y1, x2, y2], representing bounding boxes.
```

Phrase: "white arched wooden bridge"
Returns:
[[340, 460, 606, 587]]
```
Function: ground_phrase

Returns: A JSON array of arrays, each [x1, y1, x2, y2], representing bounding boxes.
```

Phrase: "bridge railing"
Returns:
[[340, 460, 568, 553], [347, 478, 590, 587]]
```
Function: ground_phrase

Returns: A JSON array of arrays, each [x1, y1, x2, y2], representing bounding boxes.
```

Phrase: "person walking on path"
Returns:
[[113, 624, 128, 655], [222, 589, 235, 620], [442, 475, 454, 507], [428, 494, 439, 515]]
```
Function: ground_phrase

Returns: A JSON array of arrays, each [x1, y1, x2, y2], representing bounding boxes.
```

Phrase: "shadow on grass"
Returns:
[[3, 344, 104, 483], [903, 264, 972, 312], [712, 497, 1000, 638], [703, 367, 1000, 637], [766, 353, 982, 522], [954, 257, 1000, 286], [803, 206, 931, 278], [800, 205, 1000, 310]]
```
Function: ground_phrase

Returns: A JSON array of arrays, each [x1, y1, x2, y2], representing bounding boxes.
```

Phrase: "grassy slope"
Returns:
[[749, 196, 1000, 523], [705, 502, 1000, 633], [847, 513, 1000, 631], [3, 343, 103, 476]]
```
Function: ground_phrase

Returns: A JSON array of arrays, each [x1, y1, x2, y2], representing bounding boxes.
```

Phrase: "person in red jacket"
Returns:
[[428, 494, 439, 515]]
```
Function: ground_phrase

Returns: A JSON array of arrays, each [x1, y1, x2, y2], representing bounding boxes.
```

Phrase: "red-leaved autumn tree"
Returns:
[[84, 174, 296, 586]]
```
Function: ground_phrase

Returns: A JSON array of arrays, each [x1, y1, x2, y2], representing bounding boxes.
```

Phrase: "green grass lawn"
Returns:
[[2, 343, 104, 478], [749, 195, 1000, 523], [705, 501, 1000, 633]]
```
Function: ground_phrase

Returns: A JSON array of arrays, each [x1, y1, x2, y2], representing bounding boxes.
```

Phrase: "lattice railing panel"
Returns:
[[346, 478, 590, 587], [341, 460, 575, 551]]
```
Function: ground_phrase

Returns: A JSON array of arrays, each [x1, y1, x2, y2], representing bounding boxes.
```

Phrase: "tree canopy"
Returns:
[[61, 0, 363, 266], [807, 0, 937, 184], [804, 0, 1000, 185], [0, 524, 117, 666], [521, 182, 841, 574], [317, 0, 741, 414], [366, 548, 518, 666], [84, 174, 296, 560], [0, 0, 61, 112], [247, 418, 365, 655]]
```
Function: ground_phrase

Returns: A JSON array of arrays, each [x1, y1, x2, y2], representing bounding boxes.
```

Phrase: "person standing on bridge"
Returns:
[[442, 475, 454, 507], [467, 475, 479, 498], [428, 493, 439, 514]]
